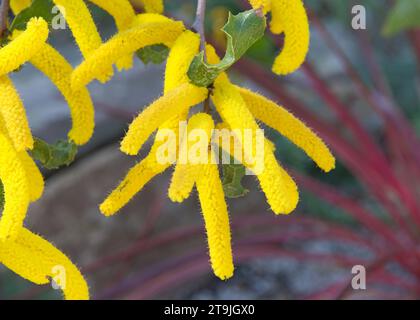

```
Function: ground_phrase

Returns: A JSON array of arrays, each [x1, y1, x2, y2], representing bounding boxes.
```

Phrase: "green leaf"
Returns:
[[30, 138, 78, 170], [188, 9, 266, 87], [137, 44, 170, 65], [383, 0, 420, 36], [222, 162, 249, 198], [9, 0, 55, 32]]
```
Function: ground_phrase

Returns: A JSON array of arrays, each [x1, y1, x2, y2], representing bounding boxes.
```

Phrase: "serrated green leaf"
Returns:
[[137, 44, 170, 65], [9, 0, 55, 32], [222, 161, 249, 199], [188, 9, 266, 87], [30, 138, 77, 170], [383, 0, 420, 36]]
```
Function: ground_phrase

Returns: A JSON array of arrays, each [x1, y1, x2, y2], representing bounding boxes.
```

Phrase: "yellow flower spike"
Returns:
[[270, 0, 310, 75], [196, 160, 234, 280], [51, 0, 100, 58], [30, 43, 95, 145], [237, 86, 336, 172], [211, 75, 299, 215], [0, 228, 89, 300], [121, 83, 208, 156], [169, 113, 215, 203], [10, 0, 31, 14], [87, 0, 136, 71], [164, 30, 200, 92], [140, 0, 164, 13], [249, 0, 272, 14], [0, 17, 49, 76], [0, 133, 30, 240], [71, 20, 185, 89], [100, 150, 167, 216], [0, 76, 33, 151], [100, 28, 198, 216], [18, 152, 44, 202]]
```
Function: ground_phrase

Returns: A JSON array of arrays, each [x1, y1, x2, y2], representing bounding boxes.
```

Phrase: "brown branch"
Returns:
[[192, 0, 207, 59], [0, 0, 10, 38]]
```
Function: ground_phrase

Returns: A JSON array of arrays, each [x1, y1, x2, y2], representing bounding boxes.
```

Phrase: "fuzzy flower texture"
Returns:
[[0, 0, 334, 298]]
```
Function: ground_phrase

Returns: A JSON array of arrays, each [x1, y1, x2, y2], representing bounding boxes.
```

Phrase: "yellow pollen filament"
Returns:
[[121, 83, 208, 156], [237, 86, 335, 172], [270, 0, 310, 75], [71, 20, 185, 89], [0, 228, 89, 300], [169, 113, 215, 203], [0, 17, 49, 76], [30, 44, 95, 145], [0, 76, 34, 151], [196, 160, 234, 280], [0, 133, 30, 240]]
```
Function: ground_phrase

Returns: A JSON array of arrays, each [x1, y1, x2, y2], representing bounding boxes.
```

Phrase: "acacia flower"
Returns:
[[130, 0, 164, 13], [71, 14, 185, 89], [249, 0, 310, 75], [99, 25, 334, 279], [10, 0, 32, 14], [0, 227, 89, 300]]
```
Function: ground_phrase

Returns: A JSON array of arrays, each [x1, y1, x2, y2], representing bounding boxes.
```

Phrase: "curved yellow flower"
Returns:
[[0, 228, 89, 300], [18, 152, 44, 202], [236, 86, 335, 172], [30, 43, 95, 145], [0, 17, 49, 76], [196, 158, 234, 280], [270, 0, 310, 75], [100, 30, 201, 216], [121, 83, 208, 156], [10, 0, 31, 14], [71, 20, 185, 89], [249, 0, 272, 14], [87, 0, 136, 71], [0, 133, 30, 240], [133, 0, 164, 13], [168, 113, 215, 203], [0, 76, 34, 151]]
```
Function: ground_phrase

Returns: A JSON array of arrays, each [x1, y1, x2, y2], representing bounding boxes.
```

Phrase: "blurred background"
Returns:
[[1, 0, 420, 299]]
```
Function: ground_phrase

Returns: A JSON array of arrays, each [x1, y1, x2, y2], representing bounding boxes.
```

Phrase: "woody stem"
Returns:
[[0, 0, 9, 38], [193, 0, 207, 60]]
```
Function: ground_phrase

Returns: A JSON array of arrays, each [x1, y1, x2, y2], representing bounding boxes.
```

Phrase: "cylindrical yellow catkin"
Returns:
[[71, 21, 185, 89], [140, 0, 164, 13], [211, 74, 299, 214], [0, 76, 33, 151], [121, 83, 208, 156], [169, 113, 215, 203], [248, 0, 272, 14], [18, 152, 44, 202], [270, 0, 310, 75], [0, 133, 30, 240], [0, 228, 89, 300], [237, 86, 335, 172], [30, 44, 95, 145], [196, 161, 234, 280], [87, 0, 136, 70], [0, 17, 49, 76]]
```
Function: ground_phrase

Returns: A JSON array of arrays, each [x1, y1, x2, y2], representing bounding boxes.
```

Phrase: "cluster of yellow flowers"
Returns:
[[0, 0, 334, 299]]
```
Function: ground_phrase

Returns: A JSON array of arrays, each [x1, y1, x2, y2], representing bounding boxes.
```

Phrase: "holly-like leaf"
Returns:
[[222, 162, 249, 199], [137, 44, 170, 65], [9, 0, 55, 32], [383, 0, 420, 36], [30, 138, 77, 170], [188, 9, 266, 87]]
